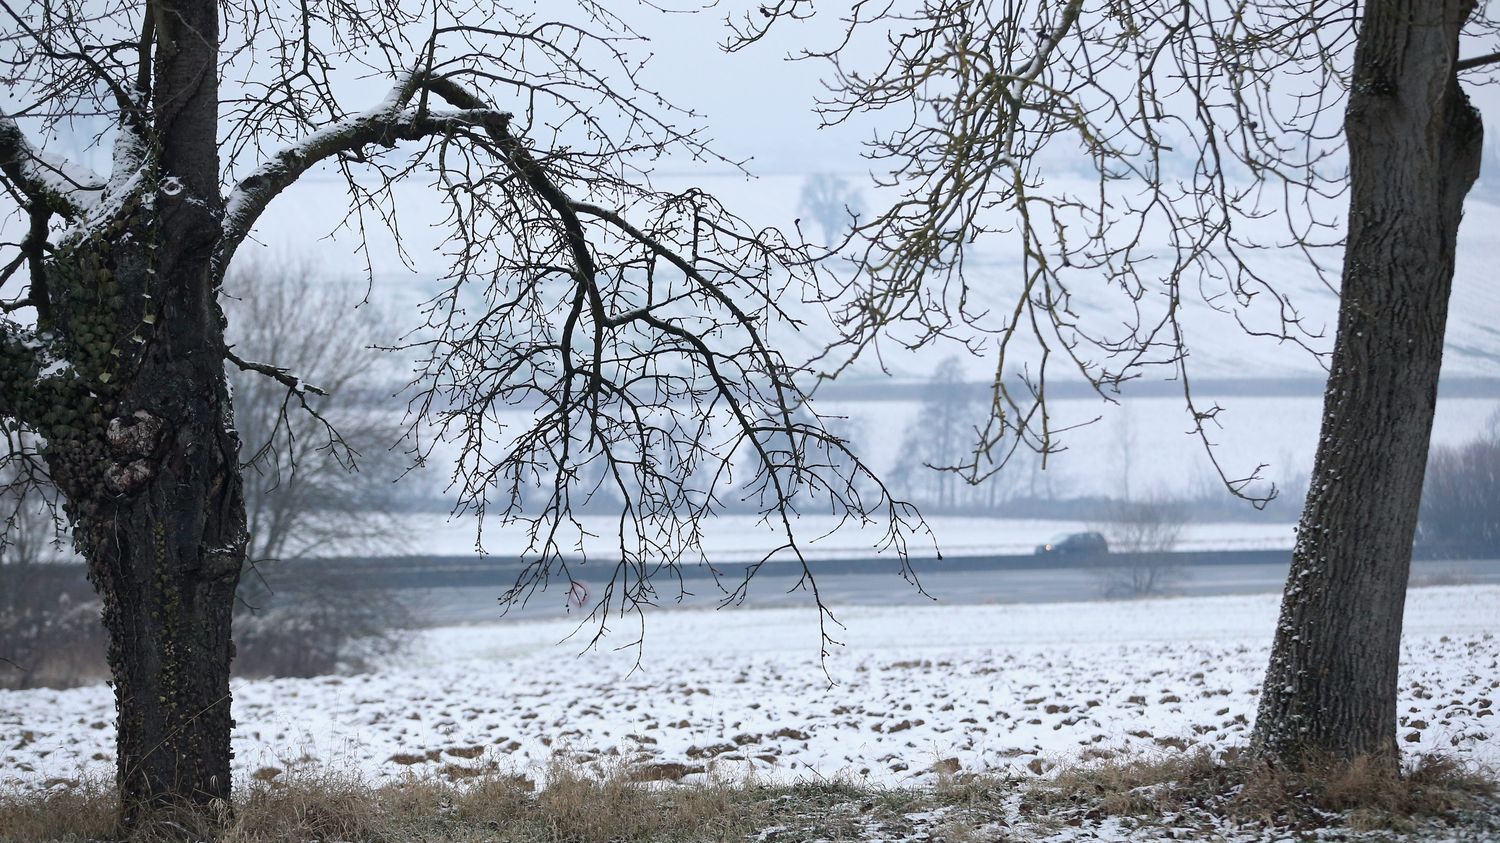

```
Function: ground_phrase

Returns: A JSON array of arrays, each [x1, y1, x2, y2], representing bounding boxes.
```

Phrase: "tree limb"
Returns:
[[1456, 50, 1500, 71], [224, 348, 328, 398], [0, 116, 105, 220], [216, 71, 513, 273]]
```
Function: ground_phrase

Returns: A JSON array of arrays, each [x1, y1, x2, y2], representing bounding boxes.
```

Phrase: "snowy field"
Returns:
[[376, 393, 1496, 563], [398, 513, 1303, 562], [3, 586, 1495, 793], [391, 394, 1500, 538]]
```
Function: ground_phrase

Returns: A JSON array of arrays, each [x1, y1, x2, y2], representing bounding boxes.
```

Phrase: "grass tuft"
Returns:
[[1034, 748, 1497, 834], [0, 750, 1493, 841], [226, 767, 388, 842], [1234, 750, 1497, 832], [0, 779, 116, 842]]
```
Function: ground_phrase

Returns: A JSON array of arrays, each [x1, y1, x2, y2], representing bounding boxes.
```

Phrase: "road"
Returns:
[[401, 556, 1500, 627]]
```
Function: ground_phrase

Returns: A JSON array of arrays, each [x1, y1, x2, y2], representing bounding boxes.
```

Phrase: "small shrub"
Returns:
[[1089, 494, 1189, 598], [0, 504, 107, 690], [0, 591, 108, 690], [232, 564, 410, 678]]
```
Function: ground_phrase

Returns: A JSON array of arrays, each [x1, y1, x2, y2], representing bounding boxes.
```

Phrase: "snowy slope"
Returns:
[[230, 164, 1500, 386]]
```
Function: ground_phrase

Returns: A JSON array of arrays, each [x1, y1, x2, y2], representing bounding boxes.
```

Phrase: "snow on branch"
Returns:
[[217, 70, 512, 271], [0, 116, 106, 220], [224, 348, 328, 398], [223, 344, 357, 481]]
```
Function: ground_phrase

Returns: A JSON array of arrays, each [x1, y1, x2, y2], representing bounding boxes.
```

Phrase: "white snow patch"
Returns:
[[2, 586, 1494, 794], [0, 117, 106, 213]]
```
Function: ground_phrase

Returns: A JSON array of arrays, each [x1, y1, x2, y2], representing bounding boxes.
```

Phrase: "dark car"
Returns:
[[1035, 531, 1109, 555]]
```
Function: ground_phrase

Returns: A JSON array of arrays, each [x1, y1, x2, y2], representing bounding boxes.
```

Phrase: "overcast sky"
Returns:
[[11, 1, 1500, 389]]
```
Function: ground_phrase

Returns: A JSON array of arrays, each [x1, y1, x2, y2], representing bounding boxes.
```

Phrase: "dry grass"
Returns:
[[1235, 751, 1497, 832], [1035, 748, 1498, 834], [1, 751, 1494, 842], [528, 758, 753, 843], [1039, 747, 1226, 817], [0, 779, 116, 842], [0, 759, 769, 843], [225, 768, 387, 842]]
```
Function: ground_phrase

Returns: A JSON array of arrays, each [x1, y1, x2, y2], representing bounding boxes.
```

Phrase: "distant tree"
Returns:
[[993, 437, 1064, 504], [890, 357, 980, 510], [1113, 406, 1137, 504], [1090, 494, 1188, 598], [0, 1, 920, 831], [225, 264, 405, 566], [224, 263, 410, 677], [732, 0, 1494, 766], [798, 173, 866, 246], [1418, 417, 1500, 554]]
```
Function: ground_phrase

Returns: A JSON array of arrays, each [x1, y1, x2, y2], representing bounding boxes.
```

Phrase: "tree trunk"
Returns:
[[35, 1, 243, 830], [47, 213, 246, 832], [79, 401, 244, 831], [1251, 0, 1482, 763]]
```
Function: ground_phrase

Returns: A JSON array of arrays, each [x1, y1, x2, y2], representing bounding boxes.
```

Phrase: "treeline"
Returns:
[[1419, 417, 1500, 555]]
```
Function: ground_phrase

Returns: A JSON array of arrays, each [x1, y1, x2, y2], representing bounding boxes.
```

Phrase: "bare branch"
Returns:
[[723, 0, 817, 51], [1457, 50, 1500, 71], [5, 0, 934, 671], [218, 71, 510, 270], [739, 0, 1352, 506], [224, 347, 329, 398], [0, 115, 105, 219]]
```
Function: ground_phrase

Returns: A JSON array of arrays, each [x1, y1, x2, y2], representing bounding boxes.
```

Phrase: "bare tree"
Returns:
[[1090, 494, 1188, 598], [798, 172, 866, 247], [1113, 406, 1136, 504], [889, 356, 983, 510], [225, 263, 406, 565], [224, 262, 411, 677], [1418, 414, 1500, 555], [0, 1, 922, 831], [730, 0, 1495, 766]]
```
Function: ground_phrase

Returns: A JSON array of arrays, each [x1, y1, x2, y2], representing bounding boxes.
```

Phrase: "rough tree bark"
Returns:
[[1252, 0, 1483, 763], [15, 0, 245, 827]]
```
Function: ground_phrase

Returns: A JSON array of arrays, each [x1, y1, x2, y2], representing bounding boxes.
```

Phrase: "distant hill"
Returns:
[[245, 168, 1500, 389]]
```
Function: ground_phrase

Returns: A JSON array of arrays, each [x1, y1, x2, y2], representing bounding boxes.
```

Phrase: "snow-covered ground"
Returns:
[[3, 586, 1495, 793]]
